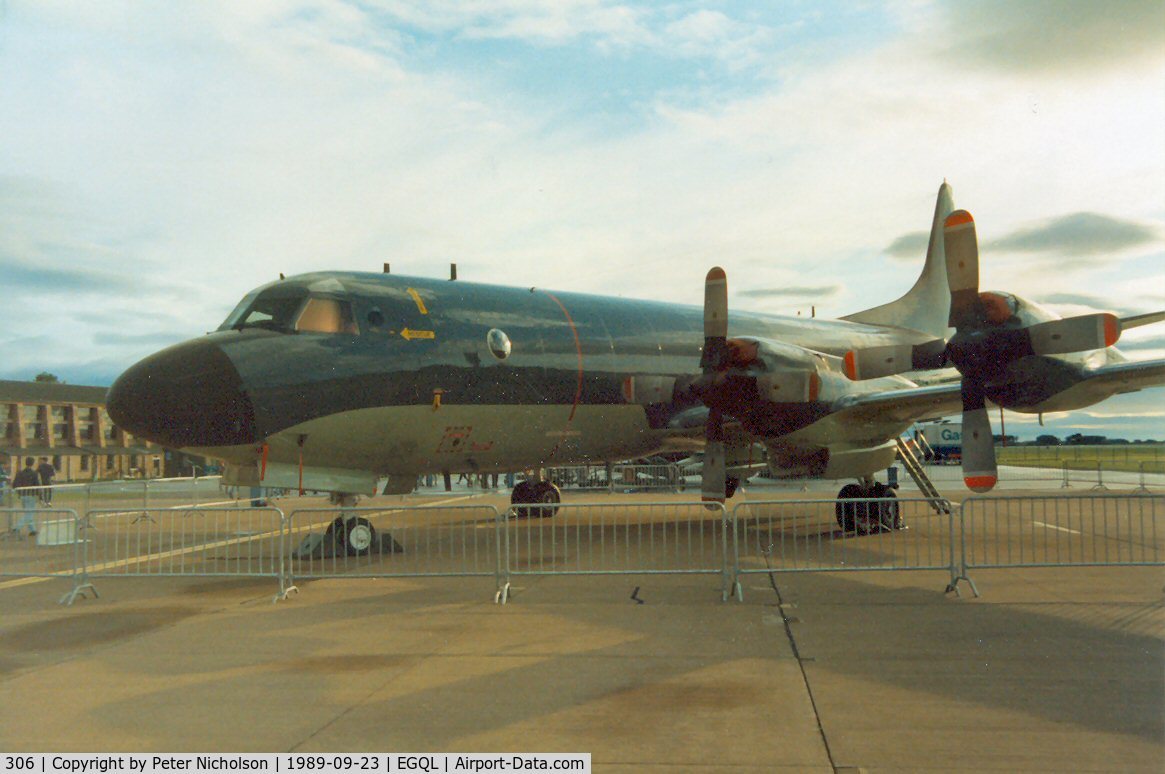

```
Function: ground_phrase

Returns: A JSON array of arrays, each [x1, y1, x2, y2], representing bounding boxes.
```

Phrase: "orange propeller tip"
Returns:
[[843, 351, 858, 380], [706, 267, 726, 281], [1103, 314, 1120, 347], [945, 210, 974, 228], [964, 475, 997, 493]]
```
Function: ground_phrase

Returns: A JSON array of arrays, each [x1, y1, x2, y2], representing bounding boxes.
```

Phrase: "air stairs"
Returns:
[[894, 431, 950, 514]]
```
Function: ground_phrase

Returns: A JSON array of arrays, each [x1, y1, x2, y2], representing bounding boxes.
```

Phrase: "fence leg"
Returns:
[[60, 511, 97, 605], [1135, 462, 1150, 493], [1091, 462, 1108, 491]]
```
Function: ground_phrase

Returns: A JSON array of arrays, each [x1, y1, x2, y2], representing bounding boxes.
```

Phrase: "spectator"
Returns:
[[11, 457, 40, 538]]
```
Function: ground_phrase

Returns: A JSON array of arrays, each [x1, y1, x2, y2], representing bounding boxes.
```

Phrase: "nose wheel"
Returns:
[[325, 516, 376, 556]]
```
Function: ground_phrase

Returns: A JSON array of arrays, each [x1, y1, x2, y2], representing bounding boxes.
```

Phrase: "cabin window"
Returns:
[[295, 298, 359, 334]]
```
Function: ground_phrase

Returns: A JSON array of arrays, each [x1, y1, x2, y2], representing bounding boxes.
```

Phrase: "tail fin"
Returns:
[[841, 182, 955, 339]]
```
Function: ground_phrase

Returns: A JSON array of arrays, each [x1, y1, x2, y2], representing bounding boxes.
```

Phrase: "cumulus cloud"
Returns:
[[938, 0, 1165, 74], [884, 231, 929, 260], [986, 212, 1159, 257], [737, 285, 840, 299]]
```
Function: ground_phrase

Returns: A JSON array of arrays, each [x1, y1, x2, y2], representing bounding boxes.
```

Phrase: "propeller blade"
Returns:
[[701, 267, 728, 372], [1026, 313, 1121, 355], [944, 210, 980, 329], [701, 408, 727, 503], [843, 339, 947, 380], [960, 380, 997, 492]]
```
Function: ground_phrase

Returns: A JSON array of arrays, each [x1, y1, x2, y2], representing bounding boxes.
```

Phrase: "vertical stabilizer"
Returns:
[[841, 182, 954, 339]]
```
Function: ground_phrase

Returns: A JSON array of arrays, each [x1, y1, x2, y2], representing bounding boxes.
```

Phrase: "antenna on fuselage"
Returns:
[[450, 263, 458, 281]]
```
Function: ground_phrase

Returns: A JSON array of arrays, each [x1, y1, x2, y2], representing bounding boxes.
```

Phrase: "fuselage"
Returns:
[[107, 271, 941, 489]]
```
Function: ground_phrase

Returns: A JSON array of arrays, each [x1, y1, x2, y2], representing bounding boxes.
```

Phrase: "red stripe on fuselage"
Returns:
[[539, 290, 584, 461]]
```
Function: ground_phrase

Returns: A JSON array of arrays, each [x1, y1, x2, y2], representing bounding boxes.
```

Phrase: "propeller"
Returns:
[[701, 267, 729, 504], [844, 209, 1122, 492]]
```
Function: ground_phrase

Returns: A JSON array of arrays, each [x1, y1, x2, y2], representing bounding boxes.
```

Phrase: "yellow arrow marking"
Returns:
[[401, 328, 435, 340], [406, 287, 429, 315]]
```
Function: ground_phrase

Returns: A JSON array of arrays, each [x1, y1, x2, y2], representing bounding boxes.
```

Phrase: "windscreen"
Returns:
[[219, 287, 308, 332]]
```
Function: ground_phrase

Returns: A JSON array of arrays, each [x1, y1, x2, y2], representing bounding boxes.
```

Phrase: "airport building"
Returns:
[[0, 379, 164, 482]]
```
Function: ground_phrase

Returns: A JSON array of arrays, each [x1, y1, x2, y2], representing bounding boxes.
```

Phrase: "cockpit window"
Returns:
[[295, 298, 359, 334], [221, 291, 307, 332]]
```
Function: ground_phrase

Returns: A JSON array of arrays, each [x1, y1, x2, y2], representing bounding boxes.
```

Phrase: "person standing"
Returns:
[[12, 457, 40, 538], [37, 457, 56, 505]]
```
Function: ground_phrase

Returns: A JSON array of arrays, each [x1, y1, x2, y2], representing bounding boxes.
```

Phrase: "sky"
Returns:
[[1, 0, 1163, 440]]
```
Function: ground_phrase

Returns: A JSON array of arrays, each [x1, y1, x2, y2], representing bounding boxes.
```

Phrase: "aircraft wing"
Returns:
[[830, 382, 963, 426], [830, 357, 1165, 427], [1050, 357, 1165, 405]]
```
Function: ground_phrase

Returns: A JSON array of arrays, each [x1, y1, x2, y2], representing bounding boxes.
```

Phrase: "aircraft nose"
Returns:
[[106, 339, 257, 448]]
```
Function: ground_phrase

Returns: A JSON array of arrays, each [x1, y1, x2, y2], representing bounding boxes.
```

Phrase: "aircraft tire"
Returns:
[[531, 481, 561, 518], [834, 483, 864, 532], [510, 480, 538, 519], [327, 516, 376, 557], [725, 476, 740, 500], [877, 488, 901, 530]]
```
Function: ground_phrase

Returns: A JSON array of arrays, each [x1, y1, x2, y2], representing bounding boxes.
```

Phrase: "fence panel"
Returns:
[[1, 507, 84, 585], [500, 501, 731, 599], [284, 504, 503, 588], [730, 498, 959, 595], [80, 506, 285, 585], [960, 495, 1164, 571]]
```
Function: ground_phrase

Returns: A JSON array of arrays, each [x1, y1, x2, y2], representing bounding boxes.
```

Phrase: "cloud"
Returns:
[[1116, 333, 1165, 352], [985, 212, 1159, 257], [939, 0, 1165, 74], [1, 262, 138, 295], [737, 285, 840, 299], [884, 230, 929, 260]]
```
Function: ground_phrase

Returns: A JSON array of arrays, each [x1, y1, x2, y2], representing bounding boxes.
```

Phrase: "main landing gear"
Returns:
[[835, 479, 901, 535], [510, 479, 561, 518]]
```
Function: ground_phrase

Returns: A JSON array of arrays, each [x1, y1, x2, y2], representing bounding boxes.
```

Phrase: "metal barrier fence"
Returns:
[[76, 506, 285, 602], [283, 504, 504, 597], [545, 465, 684, 492], [959, 495, 1164, 586], [2, 495, 1162, 605], [729, 498, 960, 597], [1, 507, 85, 603], [499, 501, 731, 602]]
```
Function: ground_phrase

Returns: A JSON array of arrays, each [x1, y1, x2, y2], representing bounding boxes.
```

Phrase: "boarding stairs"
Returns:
[[895, 432, 949, 514]]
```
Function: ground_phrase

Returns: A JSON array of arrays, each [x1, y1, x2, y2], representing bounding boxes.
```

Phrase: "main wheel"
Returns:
[[327, 516, 376, 556], [530, 480, 561, 518], [834, 483, 864, 532], [510, 480, 535, 518], [877, 488, 901, 530], [725, 476, 741, 500]]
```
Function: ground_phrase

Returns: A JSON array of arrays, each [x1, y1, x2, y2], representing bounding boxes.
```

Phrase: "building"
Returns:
[[0, 379, 164, 482]]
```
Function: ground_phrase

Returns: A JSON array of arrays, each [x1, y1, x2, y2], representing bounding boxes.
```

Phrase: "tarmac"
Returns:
[[1, 481, 1163, 771]]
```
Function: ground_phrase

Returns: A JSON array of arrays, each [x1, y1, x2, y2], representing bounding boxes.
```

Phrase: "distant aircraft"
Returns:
[[107, 182, 1164, 551]]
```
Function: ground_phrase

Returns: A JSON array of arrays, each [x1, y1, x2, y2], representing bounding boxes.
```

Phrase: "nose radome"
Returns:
[[107, 338, 256, 448]]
